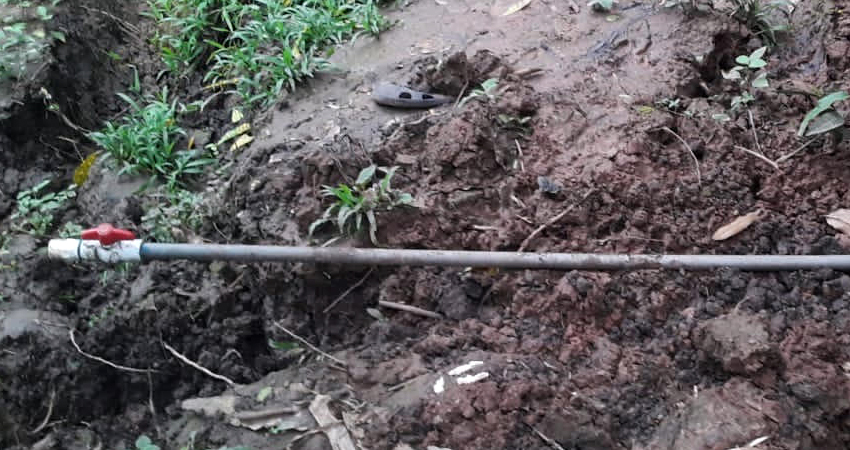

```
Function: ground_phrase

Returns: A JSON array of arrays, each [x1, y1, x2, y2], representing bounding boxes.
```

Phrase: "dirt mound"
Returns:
[[3, 1, 850, 449]]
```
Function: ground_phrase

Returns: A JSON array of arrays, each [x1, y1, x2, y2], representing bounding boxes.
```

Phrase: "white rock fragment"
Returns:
[[448, 360, 484, 376], [433, 376, 445, 394], [456, 372, 489, 385]]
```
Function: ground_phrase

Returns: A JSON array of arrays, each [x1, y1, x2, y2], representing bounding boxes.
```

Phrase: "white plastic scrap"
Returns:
[[433, 376, 445, 394], [448, 360, 484, 376], [456, 372, 490, 385]]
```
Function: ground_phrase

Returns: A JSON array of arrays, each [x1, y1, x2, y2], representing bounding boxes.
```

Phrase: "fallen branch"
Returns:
[[69, 329, 153, 374], [322, 268, 375, 313], [378, 300, 443, 319], [273, 322, 347, 367], [518, 188, 595, 252], [659, 127, 702, 186], [162, 341, 236, 386], [735, 145, 779, 170]]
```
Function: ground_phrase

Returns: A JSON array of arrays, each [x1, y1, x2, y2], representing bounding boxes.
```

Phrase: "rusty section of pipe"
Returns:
[[139, 244, 850, 271]]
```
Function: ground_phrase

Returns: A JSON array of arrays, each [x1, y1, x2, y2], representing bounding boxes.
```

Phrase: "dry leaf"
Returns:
[[826, 209, 850, 235], [712, 210, 762, 241], [231, 108, 243, 123], [502, 0, 533, 15], [309, 395, 357, 450], [230, 134, 254, 152]]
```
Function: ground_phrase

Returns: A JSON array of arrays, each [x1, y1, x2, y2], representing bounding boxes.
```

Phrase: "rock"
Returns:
[[696, 312, 779, 375], [372, 354, 428, 386], [635, 379, 780, 450], [537, 408, 614, 450]]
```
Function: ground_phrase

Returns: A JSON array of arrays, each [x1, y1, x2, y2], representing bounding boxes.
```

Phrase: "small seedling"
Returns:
[[797, 91, 849, 137], [11, 179, 76, 236], [141, 189, 206, 242], [496, 114, 532, 133], [58, 222, 83, 238], [309, 165, 414, 245], [458, 78, 499, 107], [728, 0, 793, 47], [722, 47, 770, 110]]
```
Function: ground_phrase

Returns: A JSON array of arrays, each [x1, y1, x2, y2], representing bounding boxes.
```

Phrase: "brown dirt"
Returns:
[[3, 0, 850, 449]]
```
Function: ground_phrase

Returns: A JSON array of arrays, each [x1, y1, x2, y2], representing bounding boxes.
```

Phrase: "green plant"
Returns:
[[87, 87, 215, 192], [57, 222, 83, 238], [728, 0, 793, 47], [0, 0, 65, 79], [87, 302, 115, 326], [458, 78, 499, 107], [146, 0, 389, 106], [309, 165, 414, 245], [141, 188, 206, 242], [587, 0, 615, 12], [496, 114, 532, 133], [135, 435, 160, 450], [722, 46, 770, 110], [797, 91, 849, 137], [11, 179, 76, 236]]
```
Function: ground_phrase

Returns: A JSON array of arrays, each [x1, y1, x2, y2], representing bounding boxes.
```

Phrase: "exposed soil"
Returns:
[[3, 0, 850, 449]]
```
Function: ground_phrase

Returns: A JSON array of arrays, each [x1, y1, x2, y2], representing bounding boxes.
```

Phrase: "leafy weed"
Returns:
[[458, 78, 499, 108], [11, 179, 76, 236], [147, 0, 389, 106], [87, 87, 216, 192], [309, 165, 414, 245], [728, 0, 794, 47]]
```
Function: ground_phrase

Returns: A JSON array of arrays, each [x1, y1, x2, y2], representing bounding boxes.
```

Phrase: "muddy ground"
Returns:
[[2, 0, 850, 449]]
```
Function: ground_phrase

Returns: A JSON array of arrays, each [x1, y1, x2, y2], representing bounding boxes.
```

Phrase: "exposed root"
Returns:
[[518, 188, 595, 252], [273, 322, 347, 367], [29, 388, 56, 434], [735, 145, 779, 171], [162, 341, 236, 386], [323, 268, 375, 314], [378, 300, 443, 319], [658, 126, 702, 186], [69, 329, 153, 374]]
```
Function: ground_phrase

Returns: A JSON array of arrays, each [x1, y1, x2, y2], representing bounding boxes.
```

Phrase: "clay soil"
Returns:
[[3, 0, 850, 449]]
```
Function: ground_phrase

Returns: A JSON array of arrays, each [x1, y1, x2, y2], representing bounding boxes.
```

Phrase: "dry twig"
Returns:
[[659, 127, 702, 186], [518, 188, 595, 252], [323, 268, 375, 313], [775, 138, 818, 164], [378, 300, 443, 319], [162, 341, 236, 386], [527, 424, 566, 450], [273, 322, 347, 366], [69, 329, 152, 374], [748, 109, 762, 154], [735, 146, 779, 170]]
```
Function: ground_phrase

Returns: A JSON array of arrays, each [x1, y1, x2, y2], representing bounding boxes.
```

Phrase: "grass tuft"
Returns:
[[87, 87, 215, 192], [146, 0, 389, 106]]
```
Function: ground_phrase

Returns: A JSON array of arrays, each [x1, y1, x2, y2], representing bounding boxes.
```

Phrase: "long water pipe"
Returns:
[[46, 225, 850, 272]]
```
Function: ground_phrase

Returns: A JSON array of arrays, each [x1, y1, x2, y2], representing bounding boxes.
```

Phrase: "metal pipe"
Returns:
[[139, 243, 850, 271]]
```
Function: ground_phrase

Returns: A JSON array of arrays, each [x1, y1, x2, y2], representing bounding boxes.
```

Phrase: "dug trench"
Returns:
[[2, 1, 850, 450]]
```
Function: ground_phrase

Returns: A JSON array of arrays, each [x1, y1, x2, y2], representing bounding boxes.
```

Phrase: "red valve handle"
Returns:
[[80, 224, 136, 246]]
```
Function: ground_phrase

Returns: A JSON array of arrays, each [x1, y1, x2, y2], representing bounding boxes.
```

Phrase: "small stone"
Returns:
[[696, 313, 779, 375], [537, 176, 563, 195], [395, 154, 418, 165]]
